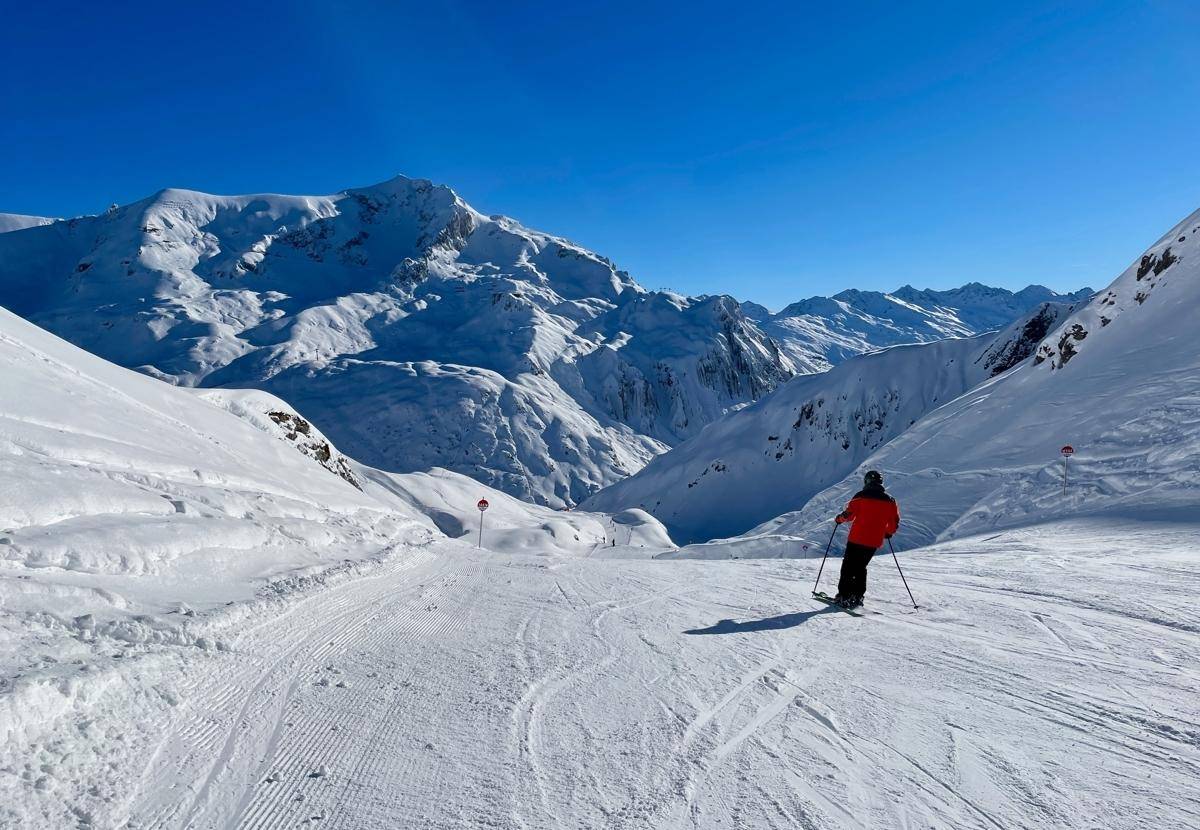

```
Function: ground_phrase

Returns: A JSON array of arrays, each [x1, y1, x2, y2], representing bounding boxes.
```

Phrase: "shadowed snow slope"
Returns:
[[0, 307, 423, 580], [585, 300, 1082, 543], [759, 206, 1200, 549]]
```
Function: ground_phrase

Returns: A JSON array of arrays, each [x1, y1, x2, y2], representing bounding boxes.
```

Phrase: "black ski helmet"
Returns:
[[864, 470, 884, 487]]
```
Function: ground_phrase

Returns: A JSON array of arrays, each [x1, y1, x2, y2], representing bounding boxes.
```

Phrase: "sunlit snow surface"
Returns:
[[1, 307, 1196, 828], [7, 512, 1199, 827]]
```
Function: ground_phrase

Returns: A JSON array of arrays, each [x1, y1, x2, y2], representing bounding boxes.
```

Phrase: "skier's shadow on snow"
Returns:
[[684, 606, 836, 636]]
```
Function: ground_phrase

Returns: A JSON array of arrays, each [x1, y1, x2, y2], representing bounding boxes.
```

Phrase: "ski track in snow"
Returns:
[[59, 524, 1200, 829]]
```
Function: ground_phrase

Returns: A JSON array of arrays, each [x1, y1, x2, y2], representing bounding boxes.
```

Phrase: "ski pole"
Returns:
[[811, 523, 839, 595], [888, 538, 919, 609]]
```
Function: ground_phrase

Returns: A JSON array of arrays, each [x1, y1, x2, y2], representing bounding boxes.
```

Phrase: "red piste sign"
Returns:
[[1060, 446, 1074, 494], [476, 498, 489, 548]]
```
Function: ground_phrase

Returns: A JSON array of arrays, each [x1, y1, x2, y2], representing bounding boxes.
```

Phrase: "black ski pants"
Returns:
[[837, 542, 877, 598]]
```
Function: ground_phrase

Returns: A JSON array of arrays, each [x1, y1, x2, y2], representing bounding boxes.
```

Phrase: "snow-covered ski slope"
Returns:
[[585, 300, 1081, 543], [2, 298, 1197, 825], [0, 304, 671, 825], [14, 512, 1200, 828], [766, 207, 1200, 549], [0, 176, 1084, 508]]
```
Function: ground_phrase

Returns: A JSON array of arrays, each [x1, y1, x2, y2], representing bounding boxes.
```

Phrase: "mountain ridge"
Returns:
[[761, 281, 1093, 372], [0, 174, 1089, 506], [0, 176, 791, 506]]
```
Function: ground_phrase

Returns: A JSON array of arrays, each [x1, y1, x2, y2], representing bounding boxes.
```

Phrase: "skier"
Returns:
[[833, 470, 900, 609]]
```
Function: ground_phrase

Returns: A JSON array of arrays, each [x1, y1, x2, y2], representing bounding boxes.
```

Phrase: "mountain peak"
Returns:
[[346, 173, 461, 204], [0, 174, 796, 507]]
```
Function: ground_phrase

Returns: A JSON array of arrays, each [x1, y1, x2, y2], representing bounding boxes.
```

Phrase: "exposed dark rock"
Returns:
[[979, 304, 1063, 376], [267, 410, 361, 489], [1056, 324, 1088, 367], [1137, 247, 1178, 280]]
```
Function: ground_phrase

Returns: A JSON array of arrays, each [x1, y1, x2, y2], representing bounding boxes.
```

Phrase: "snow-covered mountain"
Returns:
[[0, 178, 792, 507], [750, 206, 1200, 548], [0, 177, 1087, 508], [584, 299, 1082, 543], [0, 213, 56, 234], [751, 282, 1094, 373]]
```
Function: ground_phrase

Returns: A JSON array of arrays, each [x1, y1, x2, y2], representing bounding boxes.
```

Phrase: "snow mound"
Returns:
[[0, 307, 418, 581], [355, 466, 673, 557]]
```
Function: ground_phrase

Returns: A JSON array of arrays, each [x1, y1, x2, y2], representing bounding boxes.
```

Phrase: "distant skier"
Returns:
[[833, 470, 900, 609]]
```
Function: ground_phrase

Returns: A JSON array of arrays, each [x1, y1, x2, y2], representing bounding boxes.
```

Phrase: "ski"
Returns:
[[811, 591, 865, 617]]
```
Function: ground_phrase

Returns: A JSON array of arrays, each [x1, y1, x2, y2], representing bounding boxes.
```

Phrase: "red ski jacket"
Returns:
[[835, 487, 900, 549]]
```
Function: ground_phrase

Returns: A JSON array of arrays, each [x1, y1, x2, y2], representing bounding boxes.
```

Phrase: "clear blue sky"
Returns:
[[3, 1, 1199, 308]]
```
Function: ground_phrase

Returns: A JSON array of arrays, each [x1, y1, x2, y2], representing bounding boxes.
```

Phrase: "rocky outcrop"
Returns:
[[982, 302, 1074, 375], [1032, 211, 1194, 371], [267, 410, 362, 490]]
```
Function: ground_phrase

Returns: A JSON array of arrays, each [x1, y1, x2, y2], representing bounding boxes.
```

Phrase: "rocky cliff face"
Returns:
[[1034, 214, 1194, 370]]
